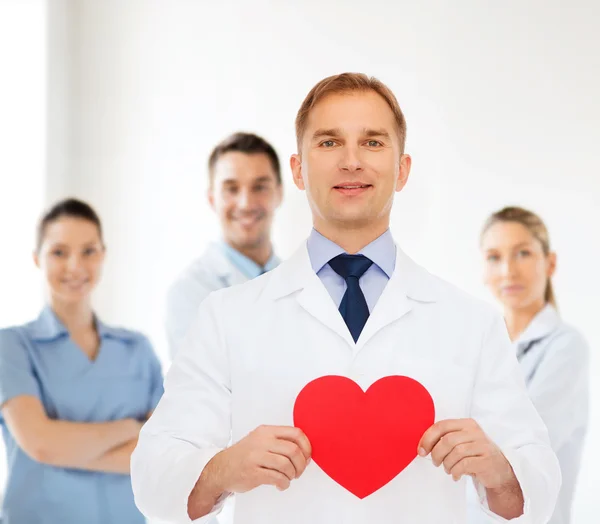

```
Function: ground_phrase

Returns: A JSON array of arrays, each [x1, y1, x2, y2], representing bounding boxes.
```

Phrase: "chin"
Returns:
[[234, 230, 267, 249], [53, 288, 92, 305], [330, 212, 373, 228], [500, 296, 533, 311]]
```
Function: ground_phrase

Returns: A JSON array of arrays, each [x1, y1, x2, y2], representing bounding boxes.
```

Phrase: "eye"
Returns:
[[224, 186, 238, 195], [83, 247, 97, 256], [254, 184, 268, 192], [486, 254, 500, 263], [517, 249, 531, 258], [51, 248, 65, 257], [366, 140, 382, 147], [320, 140, 336, 148]]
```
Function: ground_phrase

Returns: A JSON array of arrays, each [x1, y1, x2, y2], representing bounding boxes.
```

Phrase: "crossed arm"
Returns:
[[1, 395, 150, 474]]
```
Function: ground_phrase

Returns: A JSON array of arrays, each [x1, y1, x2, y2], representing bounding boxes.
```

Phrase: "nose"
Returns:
[[338, 145, 363, 172], [66, 253, 83, 272], [235, 187, 253, 211], [500, 257, 517, 278]]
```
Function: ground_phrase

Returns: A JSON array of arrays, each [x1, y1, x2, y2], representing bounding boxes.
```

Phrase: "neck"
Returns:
[[504, 299, 546, 341], [314, 219, 389, 254], [228, 240, 273, 267], [49, 298, 95, 334]]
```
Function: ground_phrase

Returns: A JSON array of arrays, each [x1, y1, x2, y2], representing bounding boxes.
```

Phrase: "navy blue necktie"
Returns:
[[328, 254, 373, 342]]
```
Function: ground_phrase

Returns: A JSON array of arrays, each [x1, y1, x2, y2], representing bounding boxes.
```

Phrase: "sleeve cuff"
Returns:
[[179, 446, 228, 523], [472, 447, 532, 523], [190, 491, 232, 523]]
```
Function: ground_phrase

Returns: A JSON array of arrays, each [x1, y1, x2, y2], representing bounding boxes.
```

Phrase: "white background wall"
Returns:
[[0, 0, 46, 327], [0, 0, 47, 502], [2, 0, 599, 520]]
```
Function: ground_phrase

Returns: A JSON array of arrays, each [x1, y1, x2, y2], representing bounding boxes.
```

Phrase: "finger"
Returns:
[[255, 425, 311, 459], [275, 426, 312, 460], [443, 441, 481, 474], [259, 467, 291, 491], [260, 452, 296, 481], [418, 418, 477, 456], [430, 430, 474, 467], [268, 439, 308, 478], [449, 455, 479, 482]]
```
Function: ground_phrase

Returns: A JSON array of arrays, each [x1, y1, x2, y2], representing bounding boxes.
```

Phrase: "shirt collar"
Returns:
[[515, 303, 561, 347], [27, 306, 133, 343], [27, 306, 69, 341], [307, 228, 396, 278], [219, 241, 280, 280]]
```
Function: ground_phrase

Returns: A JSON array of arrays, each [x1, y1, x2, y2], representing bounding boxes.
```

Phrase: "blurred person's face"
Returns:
[[209, 152, 282, 252], [481, 221, 556, 311], [290, 91, 411, 233], [34, 217, 105, 305]]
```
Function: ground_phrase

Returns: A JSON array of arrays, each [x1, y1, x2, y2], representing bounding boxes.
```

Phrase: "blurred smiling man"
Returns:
[[165, 132, 283, 359]]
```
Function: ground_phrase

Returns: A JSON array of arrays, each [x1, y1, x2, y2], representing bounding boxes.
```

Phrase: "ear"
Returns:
[[290, 154, 305, 191], [274, 181, 284, 208], [207, 186, 215, 211], [395, 154, 412, 192], [547, 252, 557, 278], [32, 251, 40, 269]]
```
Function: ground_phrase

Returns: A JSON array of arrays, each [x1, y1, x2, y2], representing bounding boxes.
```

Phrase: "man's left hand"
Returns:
[[417, 418, 520, 491]]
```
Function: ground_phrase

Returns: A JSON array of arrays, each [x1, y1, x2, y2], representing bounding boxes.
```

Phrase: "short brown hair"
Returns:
[[208, 132, 281, 185], [295, 73, 407, 153], [36, 198, 103, 253], [481, 206, 557, 308]]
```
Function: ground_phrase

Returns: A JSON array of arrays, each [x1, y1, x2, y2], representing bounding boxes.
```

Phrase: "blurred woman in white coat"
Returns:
[[480, 206, 589, 524]]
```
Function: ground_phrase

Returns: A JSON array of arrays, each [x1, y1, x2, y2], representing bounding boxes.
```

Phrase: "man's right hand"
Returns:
[[212, 425, 312, 493], [188, 425, 312, 519]]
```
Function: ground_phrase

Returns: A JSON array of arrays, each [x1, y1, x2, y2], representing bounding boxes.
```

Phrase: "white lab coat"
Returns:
[[132, 241, 560, 524], [165, 242, 248, 358], [165, 242, 250, 524], [511, 305, 588, 524], [467, 304, 589, 524]]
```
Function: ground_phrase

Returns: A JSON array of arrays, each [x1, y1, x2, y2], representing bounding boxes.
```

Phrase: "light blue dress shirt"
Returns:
[[306, 228, 396, 312], [220, 241, 280, 279], [0, 307, 164, 524]]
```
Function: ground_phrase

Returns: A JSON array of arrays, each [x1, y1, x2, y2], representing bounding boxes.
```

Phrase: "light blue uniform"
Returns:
[[0, 307, 164, 524]]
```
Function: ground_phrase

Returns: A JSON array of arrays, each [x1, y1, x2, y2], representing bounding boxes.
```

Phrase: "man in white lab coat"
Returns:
[[132, 73, 560, 523], [165, 132, 282, 358]]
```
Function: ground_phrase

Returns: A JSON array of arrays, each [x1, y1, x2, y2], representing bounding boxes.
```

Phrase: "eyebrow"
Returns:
[[485, 242, 533, 251], [311, 127, 392, 141], [48, 241, 98, 249], [363, 128, 391, 140], [221, 176, 274, 185], [311, 128, 342, 141]]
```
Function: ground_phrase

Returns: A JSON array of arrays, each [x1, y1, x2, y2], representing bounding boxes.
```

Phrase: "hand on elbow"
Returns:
[[27, 442, 62, 466]]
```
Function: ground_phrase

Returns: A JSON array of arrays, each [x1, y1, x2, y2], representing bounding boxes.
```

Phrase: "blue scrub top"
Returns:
[[0, 307, 164, 524]]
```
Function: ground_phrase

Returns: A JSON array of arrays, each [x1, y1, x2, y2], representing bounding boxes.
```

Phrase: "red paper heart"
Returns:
[[293, 375, 435, 499]]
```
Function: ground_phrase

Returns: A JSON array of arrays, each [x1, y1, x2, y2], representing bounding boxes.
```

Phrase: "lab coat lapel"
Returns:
[[264, 241, 439, 351], [265, 242, 356, 347], [354, 247, 439, 354], [205, 243, 248, 287], [354, 276, 413, 353], [296, 274, 356, 347]]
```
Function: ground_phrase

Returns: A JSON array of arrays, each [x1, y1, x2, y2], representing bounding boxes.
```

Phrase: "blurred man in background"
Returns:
[[165, 132, 283, 358]]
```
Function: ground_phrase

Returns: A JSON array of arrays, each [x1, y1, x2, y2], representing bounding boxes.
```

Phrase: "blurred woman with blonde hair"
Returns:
[[479, 206, 589, 524]]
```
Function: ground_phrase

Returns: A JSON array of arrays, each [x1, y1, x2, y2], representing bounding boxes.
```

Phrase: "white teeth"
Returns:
[[339, 185, 367, 189]]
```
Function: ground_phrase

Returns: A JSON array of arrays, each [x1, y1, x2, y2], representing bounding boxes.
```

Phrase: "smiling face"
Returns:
[[209, 151, 282, 253], [34, 217, 105, 306], [290, 90, 411, 235], [481, 220, 556, 311]]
